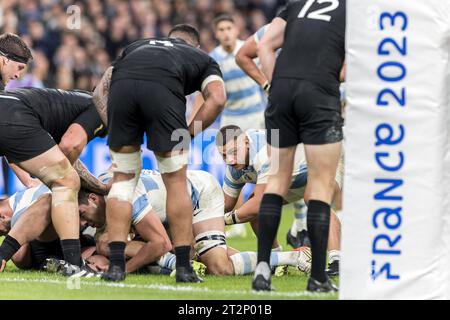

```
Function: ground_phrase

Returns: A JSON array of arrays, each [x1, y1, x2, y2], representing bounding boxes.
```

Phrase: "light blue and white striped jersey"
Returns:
[[9, 184, 51, 228], [209, 40, 265, 117], [223, 130, 308, 203], [99, 170, 204, 225]]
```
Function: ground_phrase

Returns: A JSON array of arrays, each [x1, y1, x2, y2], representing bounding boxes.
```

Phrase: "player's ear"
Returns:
[[88, 193, 98, 203]]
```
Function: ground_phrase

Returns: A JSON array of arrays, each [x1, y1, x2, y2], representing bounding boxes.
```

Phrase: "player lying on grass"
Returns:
[[0, 182, 172, 276], [80, 169, 312, 276], [216, 126, 343, 276], [0, 186, 98, 275], [0, 86, 109, 273]]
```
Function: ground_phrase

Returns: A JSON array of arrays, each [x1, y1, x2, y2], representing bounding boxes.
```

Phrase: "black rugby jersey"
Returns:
[[111, 37, 222, 100], [2, 88, 102, 142], [274, 0, 346, 95]]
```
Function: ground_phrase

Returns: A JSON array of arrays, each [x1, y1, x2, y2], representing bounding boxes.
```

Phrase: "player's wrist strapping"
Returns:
[[224, 210, 240, 225], [0, 235, 21, 262], [262, 81, 271, 93]]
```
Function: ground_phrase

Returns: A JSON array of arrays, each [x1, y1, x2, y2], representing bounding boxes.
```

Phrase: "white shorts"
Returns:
[[188, 170, 225, 224], [220, 111, 265, 131]]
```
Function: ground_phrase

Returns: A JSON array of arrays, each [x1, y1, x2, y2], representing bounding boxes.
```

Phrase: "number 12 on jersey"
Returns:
[[298, 0, 339, 22]]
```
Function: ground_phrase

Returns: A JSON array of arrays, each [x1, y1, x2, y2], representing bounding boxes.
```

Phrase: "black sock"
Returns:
[[307, 200, 331, 283], [257, 193, 283, 265], [0, 235, 21, 261], [108, 241, 126, 271], [175, 246, 191, 269], [60, 239, 82, 267]]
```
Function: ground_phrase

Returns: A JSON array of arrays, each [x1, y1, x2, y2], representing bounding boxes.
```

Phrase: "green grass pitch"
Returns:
[[0, 205, 338, 300]]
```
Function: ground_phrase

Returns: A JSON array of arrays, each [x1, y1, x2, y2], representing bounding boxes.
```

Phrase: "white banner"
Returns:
[[341, 0, 450, 299]]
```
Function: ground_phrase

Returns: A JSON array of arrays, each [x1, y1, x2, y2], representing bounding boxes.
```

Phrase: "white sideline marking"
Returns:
[[0, 277, 335, 298]]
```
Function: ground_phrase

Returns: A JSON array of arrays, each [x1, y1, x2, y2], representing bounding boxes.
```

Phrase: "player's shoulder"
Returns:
[[187, 170, 217, 185], [246, 129, 267, 150], [254, 24, 270, 43]]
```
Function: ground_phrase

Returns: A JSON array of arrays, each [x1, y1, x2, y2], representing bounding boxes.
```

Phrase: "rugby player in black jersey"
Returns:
[[254, 0, 346, 292], [0, 88, 107, 274], [93, 24, 226, 282]]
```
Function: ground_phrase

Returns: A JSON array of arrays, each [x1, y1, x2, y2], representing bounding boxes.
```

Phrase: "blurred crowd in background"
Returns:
[[0, 0, 287, 91]]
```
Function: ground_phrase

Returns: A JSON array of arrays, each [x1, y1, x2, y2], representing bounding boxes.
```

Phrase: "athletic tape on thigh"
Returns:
[[52, 186, 77, 207], [155, 152, 188, 174], [108, 150, 142, 202], [194, 230, 227, 256], [38, 159, 74, 186]]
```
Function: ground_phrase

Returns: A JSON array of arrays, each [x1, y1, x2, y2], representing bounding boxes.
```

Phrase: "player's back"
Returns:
[[9, 184, 51, 227], [274, 0, 346, 96], [111, 37, 220, 100], [7, 87, 93, 140]]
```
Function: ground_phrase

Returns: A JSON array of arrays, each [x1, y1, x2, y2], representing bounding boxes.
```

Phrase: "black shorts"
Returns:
[[0, 100, 55, 163], [107, 79, 188, 152], [29, 239, 63, 270], [266, 79, 343, 147]]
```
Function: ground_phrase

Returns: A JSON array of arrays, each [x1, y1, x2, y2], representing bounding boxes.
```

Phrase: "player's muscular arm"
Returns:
[[8, 162, 42, 188], [188, 81, 226, 137], [0, 194, 53, 272], [233, 183, 266, 223], [59, 123, 88, 164], [187, 93, 205, 128], [126, 212, 172, 273], [59, 123, 108, 194], [224, 193, 239, 213], [258, 17, 286, 83], [92, 66, 113, 126], [73, 160, 108, 195], [236, 36, 268, 87]]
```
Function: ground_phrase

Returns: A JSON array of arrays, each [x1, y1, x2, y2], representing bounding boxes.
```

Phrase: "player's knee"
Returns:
[[41, 160, 80, 207], [207, 259, 234, 276], [108, 150, 142, 203]]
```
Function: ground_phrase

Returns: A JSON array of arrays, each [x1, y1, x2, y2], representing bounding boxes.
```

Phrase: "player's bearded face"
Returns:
[[0, 214, 11, 236], [79, 200, 105, 228]]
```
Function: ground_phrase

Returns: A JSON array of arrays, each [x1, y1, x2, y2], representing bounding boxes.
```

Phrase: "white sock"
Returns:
[[254, 261, 271, 280], [272, 245, 283, 252], [157, 252, 176, 270], [328, 250, 340, 264], [230, 251, 299, 275], [230, 252, 257, 275], [269, 251, 299, 267], [290, 200, 307, 236]]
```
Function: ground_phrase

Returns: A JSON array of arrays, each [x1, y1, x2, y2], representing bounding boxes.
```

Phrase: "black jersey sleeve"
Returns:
[[198, 58, 223, 92], [73, 104, 107, 141], [277, 6, 288, 20]]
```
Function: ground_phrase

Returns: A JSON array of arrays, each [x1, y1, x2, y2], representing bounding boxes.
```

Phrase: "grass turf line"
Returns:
[[0, 205, 338, 300]]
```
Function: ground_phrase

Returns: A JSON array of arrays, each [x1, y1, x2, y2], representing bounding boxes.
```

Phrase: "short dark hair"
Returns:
[[215, 125, 244, 147], [0, 33, 32, 64], [213, 14, 235, 28], [168, 24, 200, 47], [78, 188, 91, 205]]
